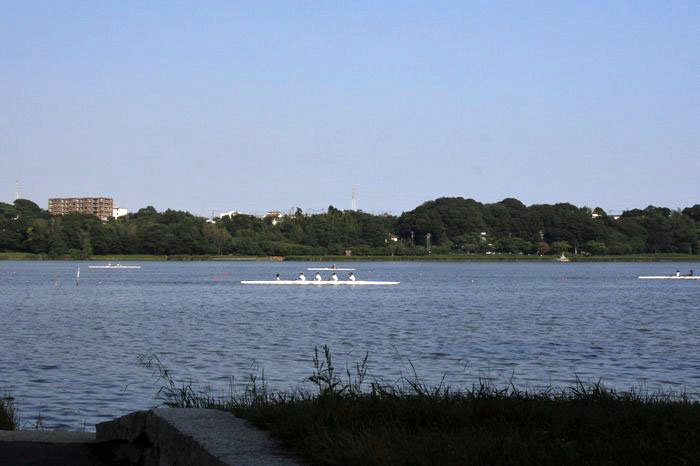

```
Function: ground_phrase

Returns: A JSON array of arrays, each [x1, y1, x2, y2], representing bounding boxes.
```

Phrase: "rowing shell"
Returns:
[[638, 276, 699, 280], [307, 268, 355, 271], [241, 280, 398, 285]]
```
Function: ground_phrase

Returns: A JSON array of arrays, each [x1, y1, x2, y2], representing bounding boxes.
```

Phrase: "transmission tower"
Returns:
[[15, 180, 20, 200], [351, 187, 357, 210]]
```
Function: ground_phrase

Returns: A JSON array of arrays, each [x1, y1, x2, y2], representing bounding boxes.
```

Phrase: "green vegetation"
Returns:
[[286, 253, 700, 262], [90, 254, 169, 261], [284, 254, 556, 261], [2, 197, 700, 259], [571, 253, 700, 262], [141, 348, 700, 465], [0, 395, 18, 430], [0, 251, 47, 260]]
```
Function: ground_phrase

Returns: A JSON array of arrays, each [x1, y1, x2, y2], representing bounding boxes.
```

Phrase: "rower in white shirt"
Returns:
[[348, 272, 356, 282], [298, 272, 306, 281], [315, 272, 322, 281], [331, 272, 338, 281]]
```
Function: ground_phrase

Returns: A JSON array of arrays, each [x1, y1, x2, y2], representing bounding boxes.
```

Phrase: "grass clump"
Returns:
[[0, 395, 19, 430], [141, 348, 700, 465]]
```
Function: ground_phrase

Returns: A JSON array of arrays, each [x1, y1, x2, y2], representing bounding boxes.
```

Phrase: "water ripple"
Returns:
[[1, 260, 699, 430]]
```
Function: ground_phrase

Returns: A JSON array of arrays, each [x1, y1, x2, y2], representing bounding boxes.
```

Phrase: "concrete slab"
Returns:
[[0, 431, 120, 466], [97, 408, 301, 466], [0, 430, 95, 443]]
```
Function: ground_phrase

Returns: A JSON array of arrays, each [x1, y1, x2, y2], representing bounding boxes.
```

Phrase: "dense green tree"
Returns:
[[0, 202, 19, 220], [584, 240, 608, 255], [682, 205, 700, 222], [496, 236, 532, 254], [550, 241, 572, 254], [535, 241, 550, 255], [1, 196, 699, 257], [13, 199, 46, 219], [0, 203, 23, 250], [670, 211, 697, 254], [202, 223, 233, 255], [23, 219, 51, 253]]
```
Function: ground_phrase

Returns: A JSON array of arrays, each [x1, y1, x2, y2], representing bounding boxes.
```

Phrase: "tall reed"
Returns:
[[140, 347, 700, 465]]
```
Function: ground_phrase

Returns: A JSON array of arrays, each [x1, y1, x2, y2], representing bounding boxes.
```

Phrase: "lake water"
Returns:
[[1, 260, 699, 430]]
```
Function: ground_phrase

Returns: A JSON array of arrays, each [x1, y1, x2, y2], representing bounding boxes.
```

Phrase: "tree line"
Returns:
[[1, 197, 699, 258]]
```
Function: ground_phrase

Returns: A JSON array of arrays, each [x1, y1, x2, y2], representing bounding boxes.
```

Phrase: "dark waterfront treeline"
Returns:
[[1, 197, 699, 258]]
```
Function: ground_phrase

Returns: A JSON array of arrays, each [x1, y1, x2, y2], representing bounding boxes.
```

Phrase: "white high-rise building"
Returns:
[[218, 210, 241, 219]]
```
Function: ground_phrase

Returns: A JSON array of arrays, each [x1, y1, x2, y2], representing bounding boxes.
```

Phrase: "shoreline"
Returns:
[[2, 252, 700, 262]]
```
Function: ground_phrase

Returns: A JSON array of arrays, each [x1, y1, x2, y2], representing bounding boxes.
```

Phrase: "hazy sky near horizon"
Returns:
[[2, 1, 698, 217]]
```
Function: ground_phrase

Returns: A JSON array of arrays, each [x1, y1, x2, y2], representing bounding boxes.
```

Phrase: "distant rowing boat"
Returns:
[[241, 280, 398, 286], [638, 276, 699, 280], [88, 265, 141, 269], [307, 268, 355, 271]]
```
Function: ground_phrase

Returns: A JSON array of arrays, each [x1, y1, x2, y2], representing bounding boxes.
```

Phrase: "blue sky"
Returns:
[[1, 1, 698, 216]]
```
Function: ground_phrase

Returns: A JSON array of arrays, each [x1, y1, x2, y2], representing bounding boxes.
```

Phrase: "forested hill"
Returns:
[[1, 197, 699, 258]]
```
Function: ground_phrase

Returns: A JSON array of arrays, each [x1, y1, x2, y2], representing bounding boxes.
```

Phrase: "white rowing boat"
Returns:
[[638, 276, 699, 280], [307, 268, 355, 271], [88, 265, 141, 269], [241, 280, 399, 286]]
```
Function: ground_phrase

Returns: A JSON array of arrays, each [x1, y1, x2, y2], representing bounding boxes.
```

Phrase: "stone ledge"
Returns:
[[96, 408, 301, 466]]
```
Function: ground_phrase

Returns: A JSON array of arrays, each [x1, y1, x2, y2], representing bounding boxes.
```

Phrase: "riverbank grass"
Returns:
[[142, 348, 700, 465], [0, 395, 18, 430], [4, 251, 700, 261], [285, 252, 700, 262], [0, 251, 46, 260]]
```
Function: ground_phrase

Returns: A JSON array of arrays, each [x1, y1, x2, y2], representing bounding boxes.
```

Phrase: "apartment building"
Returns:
[[49, 197, 114, 221]]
